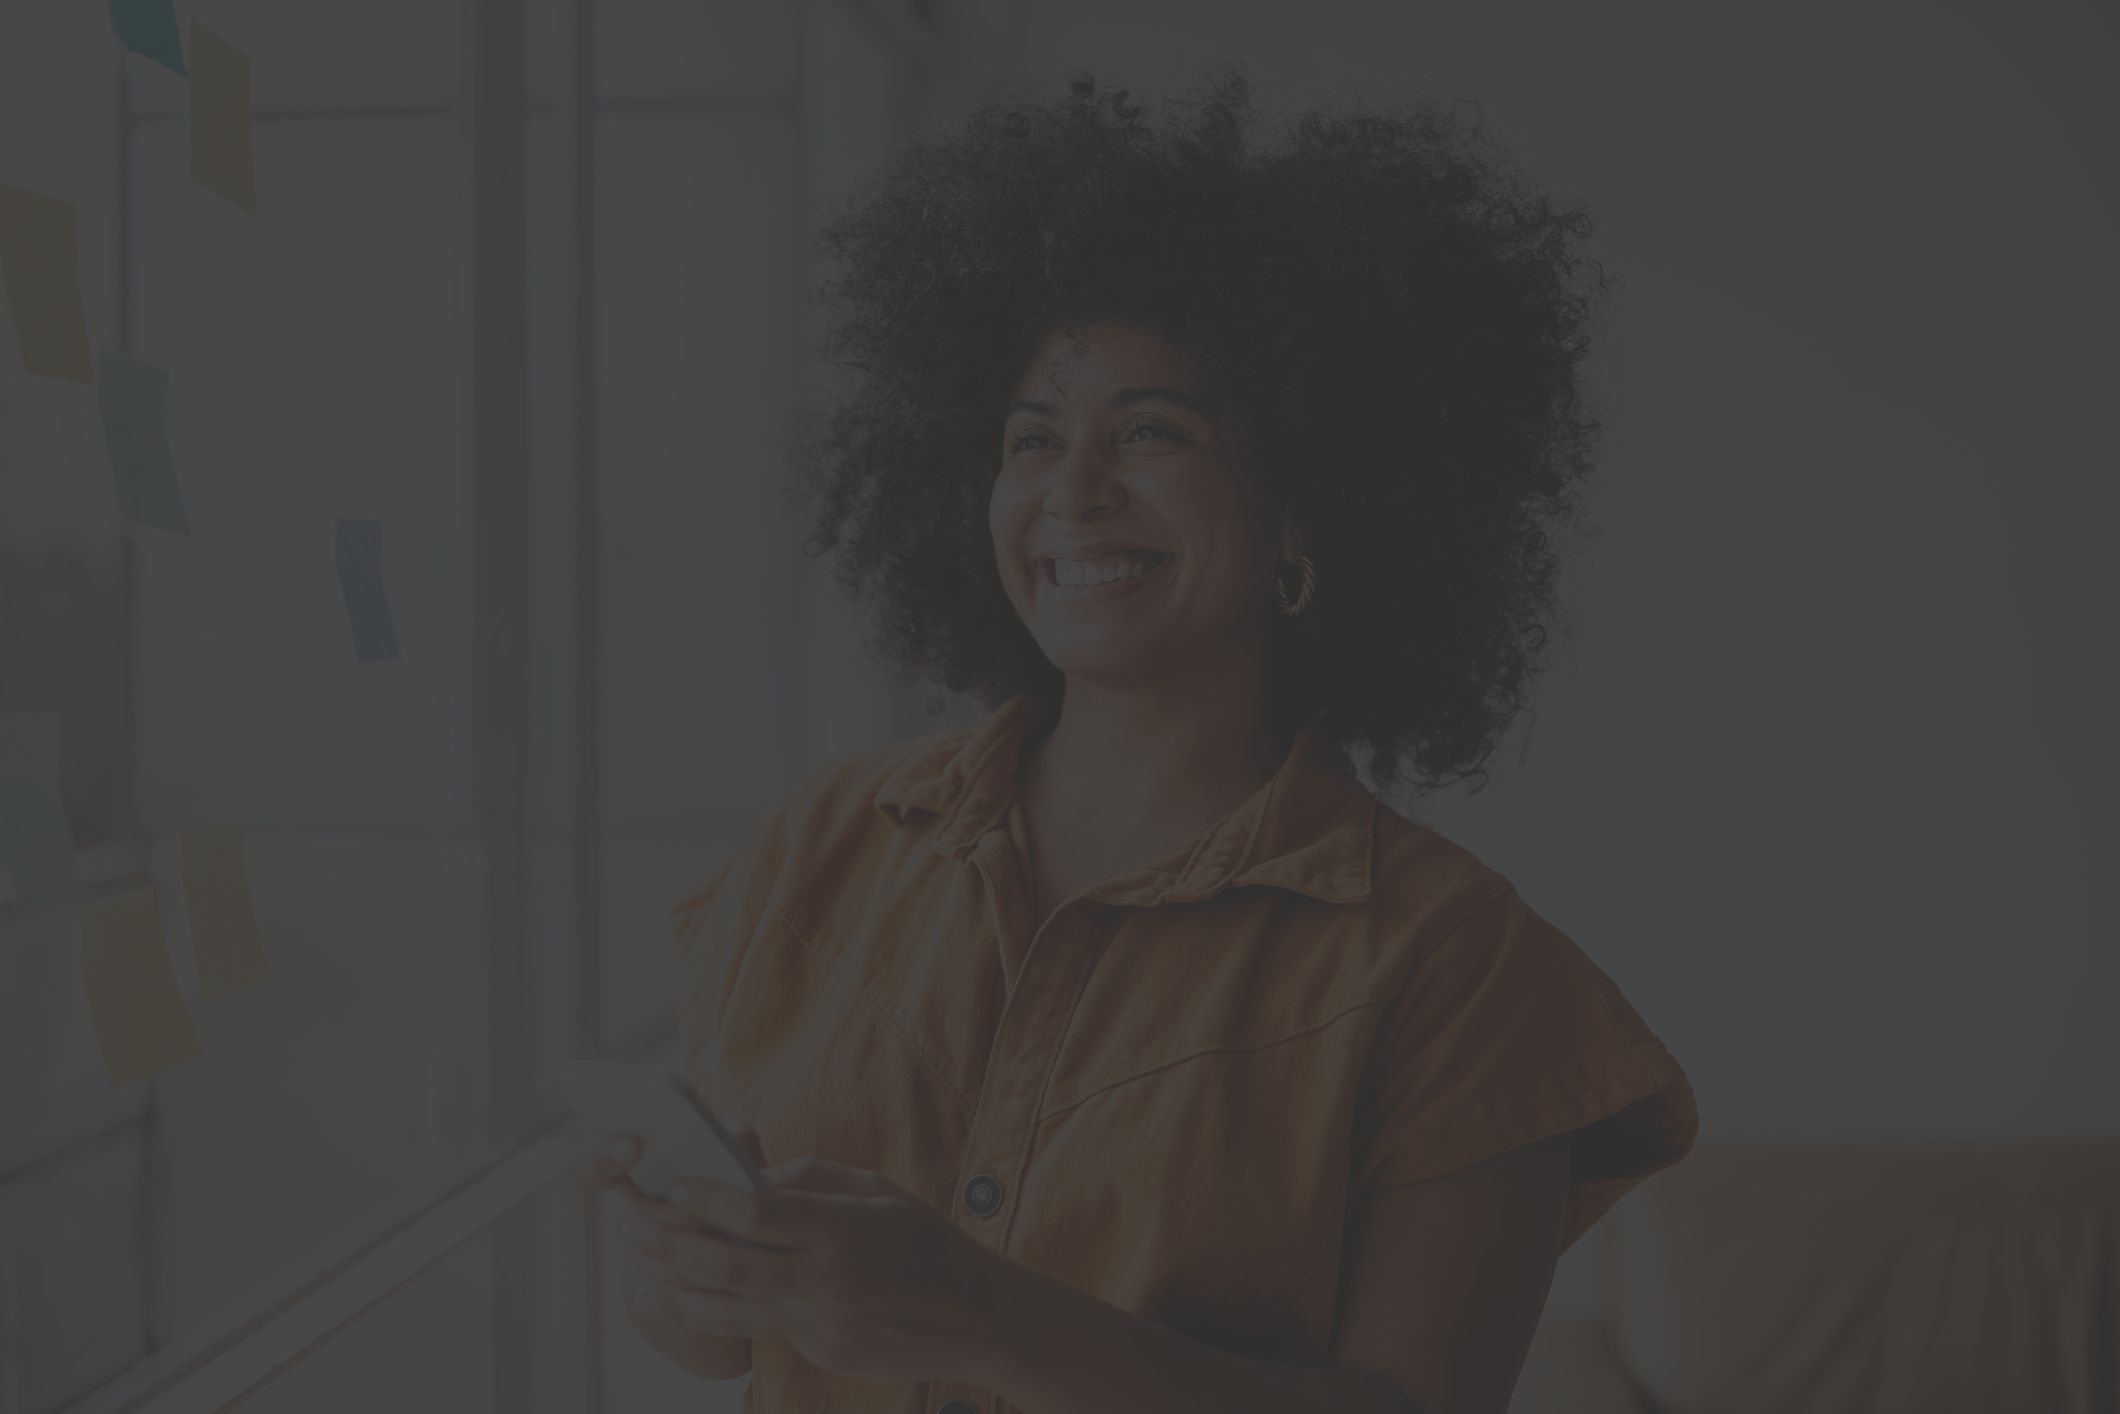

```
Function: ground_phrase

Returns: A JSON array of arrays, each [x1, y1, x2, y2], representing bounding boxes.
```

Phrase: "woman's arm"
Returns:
[[980, 1135, 1572, 1414]]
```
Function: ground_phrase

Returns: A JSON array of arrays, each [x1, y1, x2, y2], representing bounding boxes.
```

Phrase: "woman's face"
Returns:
[[989, 321, 1289, 691]]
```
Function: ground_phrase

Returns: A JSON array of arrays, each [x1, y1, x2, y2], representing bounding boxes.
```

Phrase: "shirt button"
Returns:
[[963, 1173, 1003, 1217], [937, 1401, 978, 1414]]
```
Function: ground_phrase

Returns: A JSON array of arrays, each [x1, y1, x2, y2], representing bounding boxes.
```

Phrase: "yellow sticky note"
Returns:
[[182, 824, 267, 996], [189, 21, 256, 213], [80, 887, 200, 1088], [0, 186, 95, 383]]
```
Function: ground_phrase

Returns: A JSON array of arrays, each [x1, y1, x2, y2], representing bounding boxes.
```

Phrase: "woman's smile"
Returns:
[[1038, 550, 1176, 603]]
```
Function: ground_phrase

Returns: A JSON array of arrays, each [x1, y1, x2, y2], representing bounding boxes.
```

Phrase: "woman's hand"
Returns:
[[638, 1156, 1021, 1385], [576, 1130, 766, 1382]]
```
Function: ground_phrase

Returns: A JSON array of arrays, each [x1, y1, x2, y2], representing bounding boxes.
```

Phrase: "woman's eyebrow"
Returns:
[[1005, 387, 1212, 417]]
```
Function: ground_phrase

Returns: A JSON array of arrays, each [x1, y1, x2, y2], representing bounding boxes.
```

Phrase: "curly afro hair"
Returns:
[[787, 62, 1615, 796]]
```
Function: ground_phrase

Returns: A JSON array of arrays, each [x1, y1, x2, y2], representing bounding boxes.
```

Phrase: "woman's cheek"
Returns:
[[988, 493, 1036, 604]]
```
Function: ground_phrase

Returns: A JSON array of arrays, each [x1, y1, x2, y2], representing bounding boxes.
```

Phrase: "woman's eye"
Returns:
[[1010, 420, 1187, 453], [1125, 420, 1187, 443]]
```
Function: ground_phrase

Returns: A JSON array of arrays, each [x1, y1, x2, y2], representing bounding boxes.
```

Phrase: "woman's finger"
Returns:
[[617, 1193, 703, 1243], [632, 1224, 776, 1294], [625, 1251, 719, 1297], [664, 1177, 794, 1241], [574, 1133, 641, 1190], [613, 1186, 702, 1235]]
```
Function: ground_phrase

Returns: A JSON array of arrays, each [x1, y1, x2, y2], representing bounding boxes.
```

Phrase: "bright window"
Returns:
[[0, 4, 933, 1411]]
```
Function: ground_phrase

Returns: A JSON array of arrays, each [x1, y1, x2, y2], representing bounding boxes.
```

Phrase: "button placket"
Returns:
[[954, 905, 1104, 1248], [969, 829, 1035, 996], [936, 901, 1104, 1414]]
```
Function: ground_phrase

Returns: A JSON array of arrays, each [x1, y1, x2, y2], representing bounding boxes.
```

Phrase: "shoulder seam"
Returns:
[[1383, 877, 1520, 1014]]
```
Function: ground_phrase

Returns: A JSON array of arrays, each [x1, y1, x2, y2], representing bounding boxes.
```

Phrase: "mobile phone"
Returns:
[[563, 1059, 765, 1197]]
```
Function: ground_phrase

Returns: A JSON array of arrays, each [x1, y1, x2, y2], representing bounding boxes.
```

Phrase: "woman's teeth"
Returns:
[[1049, 552, 1164, 587]]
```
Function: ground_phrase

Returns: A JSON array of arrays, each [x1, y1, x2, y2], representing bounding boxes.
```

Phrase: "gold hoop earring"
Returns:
[[1275, 554, 1317, 618]]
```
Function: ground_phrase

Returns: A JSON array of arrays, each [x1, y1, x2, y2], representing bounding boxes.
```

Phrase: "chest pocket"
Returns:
[[1018, 1023, 1368, 1356]]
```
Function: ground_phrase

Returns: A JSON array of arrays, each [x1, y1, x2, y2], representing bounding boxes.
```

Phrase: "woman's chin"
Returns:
[[1037, 638, 1171, 688]]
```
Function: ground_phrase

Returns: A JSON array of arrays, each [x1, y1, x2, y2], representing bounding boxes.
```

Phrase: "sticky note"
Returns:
[[189, 21, 256, 213], [109, 0, 187, 75], [98, 350, 192, 535], [181, 824, 267, 996], [0, 714, 83, 904], [335, 518, 401, 662], [80, 888, 200, 1088], [0, 187, 95, 383]]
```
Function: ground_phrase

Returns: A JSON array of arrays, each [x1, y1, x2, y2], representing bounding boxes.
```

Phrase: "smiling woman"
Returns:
[[588, 63, 1699, 1414]]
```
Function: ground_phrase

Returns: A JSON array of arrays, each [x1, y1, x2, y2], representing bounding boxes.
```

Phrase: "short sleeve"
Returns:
[[1352, 885, 1698, 1253]]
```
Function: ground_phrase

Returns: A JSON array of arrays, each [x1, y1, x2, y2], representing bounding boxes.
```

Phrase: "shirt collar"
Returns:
[[876, 694, 1376, 908]]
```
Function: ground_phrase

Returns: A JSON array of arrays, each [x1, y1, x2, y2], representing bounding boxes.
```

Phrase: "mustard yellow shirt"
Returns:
[[675, 692, 1697, 1413]]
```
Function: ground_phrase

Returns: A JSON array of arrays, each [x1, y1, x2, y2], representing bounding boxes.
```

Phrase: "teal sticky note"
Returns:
[[109, 0, 187, 76], [335, 518, 401, 662], [98, 351, 192, 535], [0, 714, 83, 905]]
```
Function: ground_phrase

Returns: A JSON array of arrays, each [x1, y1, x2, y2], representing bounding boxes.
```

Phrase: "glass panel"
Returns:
[[594, 0, 792, 102], [124, 0, 465, 116], [0, 5, 121, 359], [591, 113, 799, 1045], [530, 0, 794, 107], [789, 0, 927, 762], [0, 1124, 146, 1414], [804, 0, 917, 205], [595, 115, 798, 834], [143, 834, 494, 1341], [0, 901, 141, 1177], [128, 121, 470, 832], [124, 119, 494, 1351], [0, 0, 127, 851]]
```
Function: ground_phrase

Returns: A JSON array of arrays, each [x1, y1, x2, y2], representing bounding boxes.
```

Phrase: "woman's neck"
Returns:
[[1016, 665, 1292, 862]]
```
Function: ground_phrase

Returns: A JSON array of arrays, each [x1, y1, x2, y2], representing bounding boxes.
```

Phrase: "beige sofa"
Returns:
[[1510, 1137, 2120, 1414]]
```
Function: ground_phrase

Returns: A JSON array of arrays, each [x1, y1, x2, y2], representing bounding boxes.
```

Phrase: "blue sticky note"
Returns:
[[0, 714, 83, 905], [99, 351, 192, 535], [109, 0, 187, 76], [335, 518, 401, 662]]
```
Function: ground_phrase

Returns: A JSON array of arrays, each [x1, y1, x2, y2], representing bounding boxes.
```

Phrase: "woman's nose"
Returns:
[[1046, 445, 1124, 519]]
